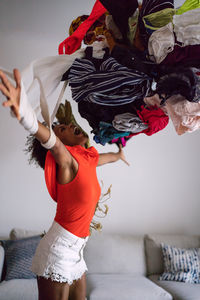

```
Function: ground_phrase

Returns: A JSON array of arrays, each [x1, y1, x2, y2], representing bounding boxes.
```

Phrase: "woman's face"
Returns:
[[53, 123, 88, 147]]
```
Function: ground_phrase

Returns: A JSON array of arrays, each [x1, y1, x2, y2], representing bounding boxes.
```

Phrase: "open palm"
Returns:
[[0, 69, 21, 120]]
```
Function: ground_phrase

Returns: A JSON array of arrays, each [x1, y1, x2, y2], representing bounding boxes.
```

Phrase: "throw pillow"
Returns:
[[10, 228, 43, 240], [0, 235, 41, 281], [159, 243, 200, 284]]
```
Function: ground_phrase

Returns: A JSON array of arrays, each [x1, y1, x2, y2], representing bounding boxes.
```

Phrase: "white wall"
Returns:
[[0, 0, 200, 238]]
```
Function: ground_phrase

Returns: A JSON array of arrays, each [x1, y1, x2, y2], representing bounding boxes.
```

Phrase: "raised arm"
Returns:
[[98, 144, 129, 166], [0, 69, 73, 168]]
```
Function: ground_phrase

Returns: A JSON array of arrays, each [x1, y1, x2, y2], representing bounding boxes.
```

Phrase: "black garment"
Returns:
[[160, 45, 200, 69], [111, 45, 158, 77], [84, 46, 110, 70], [99, 0, 139, 44], [156, 68, 197, 104], [78, 100, 144, 130], [138, 0, 174, 48], [61, 69, 71, 81], [183, 60, 200, 69]]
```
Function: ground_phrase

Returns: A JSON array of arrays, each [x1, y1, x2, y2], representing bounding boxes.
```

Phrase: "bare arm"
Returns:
[[98, 144, 129, 166], [0, 69, 72, 168], [35, 122, 73, 167]]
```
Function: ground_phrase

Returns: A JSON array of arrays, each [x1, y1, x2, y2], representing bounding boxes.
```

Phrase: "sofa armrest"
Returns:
[[0, 245, 5, 282]]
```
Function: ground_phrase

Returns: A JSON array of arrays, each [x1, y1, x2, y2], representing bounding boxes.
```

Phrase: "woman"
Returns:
[[0, 68, 128, 300]]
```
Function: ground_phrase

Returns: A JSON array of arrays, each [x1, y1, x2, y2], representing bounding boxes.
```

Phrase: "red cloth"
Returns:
[[136, 105, 169, 136], [58, 0, 107, 55], [45, 150, 57, 202], [45, 145, 101, 237]]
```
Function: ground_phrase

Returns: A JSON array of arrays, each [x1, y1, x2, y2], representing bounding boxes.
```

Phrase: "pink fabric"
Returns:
[[111, 136, 127, 147], [164, 95, 200, 135], [58, 0, 106, 55], [144, 94, 161, 107]]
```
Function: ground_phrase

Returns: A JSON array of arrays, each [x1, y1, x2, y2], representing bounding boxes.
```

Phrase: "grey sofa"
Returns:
[[0, 230, 200, 300]]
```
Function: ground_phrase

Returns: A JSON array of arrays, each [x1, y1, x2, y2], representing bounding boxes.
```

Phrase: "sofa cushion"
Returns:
[[144, 234, 200, 276], [0, 246, 5, 282], [1, 235, 41, 281], [0, 279, 37, 300], [86, 274, 172, 300], [160, 244, 200, 284], [150, 274, 200, 300], [85, 232, 146, 275], [10, 228, 43, 240]]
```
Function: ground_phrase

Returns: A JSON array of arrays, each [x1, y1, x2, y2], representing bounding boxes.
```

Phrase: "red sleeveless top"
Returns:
[[44, 145, 101, 237]]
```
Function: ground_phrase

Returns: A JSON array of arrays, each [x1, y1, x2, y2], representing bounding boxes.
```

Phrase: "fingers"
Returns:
[[118, 144, 122, 152], [122, 158, 130, 166], [13, 69, 21, 88], [2, 100, 12, 107], [0, 69, 12, 91], [117, 144, 130, 166], [2, 99, 21, 120], [0, 69, 21, 121], [0, 83, 10, 98]]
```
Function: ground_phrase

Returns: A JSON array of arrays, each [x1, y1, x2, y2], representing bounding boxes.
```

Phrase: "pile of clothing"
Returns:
[[59, 0, 200, 146]]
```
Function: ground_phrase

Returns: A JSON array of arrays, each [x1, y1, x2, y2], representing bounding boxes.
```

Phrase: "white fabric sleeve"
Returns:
[[19, 81, 38, 134], [1, 40, 107, 134]]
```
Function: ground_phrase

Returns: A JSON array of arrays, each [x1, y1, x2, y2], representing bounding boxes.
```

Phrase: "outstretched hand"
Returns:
[[98, 144, 130, 167], [0, 69, 21, 120], [118, 144, 130, 166]]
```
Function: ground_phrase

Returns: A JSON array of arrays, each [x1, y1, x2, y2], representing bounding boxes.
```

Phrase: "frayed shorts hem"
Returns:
[[36, 266, 88, 285]]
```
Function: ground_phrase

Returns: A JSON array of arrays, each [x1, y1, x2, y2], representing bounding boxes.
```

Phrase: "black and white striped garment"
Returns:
[[68, 57, 151, 106]]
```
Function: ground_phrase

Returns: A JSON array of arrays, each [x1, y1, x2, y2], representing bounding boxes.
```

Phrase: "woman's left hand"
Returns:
[[118, 144, 130, 166], [98, 144, 130, 167]]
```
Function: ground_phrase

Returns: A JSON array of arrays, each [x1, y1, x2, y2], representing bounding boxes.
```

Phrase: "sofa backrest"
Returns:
[[145, 234, 200, 276], [85, 232, 146, 275]]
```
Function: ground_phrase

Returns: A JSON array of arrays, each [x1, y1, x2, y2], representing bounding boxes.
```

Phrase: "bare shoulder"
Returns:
[[50, 138, 73, 168]]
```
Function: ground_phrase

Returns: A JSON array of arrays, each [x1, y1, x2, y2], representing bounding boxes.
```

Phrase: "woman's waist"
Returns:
[[47, 221, 88, 244]]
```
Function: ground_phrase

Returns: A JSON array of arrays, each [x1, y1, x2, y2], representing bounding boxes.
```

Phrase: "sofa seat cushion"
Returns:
[[150, 275, 200, 300], [86, 274, 172, 300], [0, 279, 37, 300]]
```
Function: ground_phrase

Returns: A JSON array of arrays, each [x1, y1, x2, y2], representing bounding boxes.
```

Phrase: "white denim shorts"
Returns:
[[31, 221, 89, 285]]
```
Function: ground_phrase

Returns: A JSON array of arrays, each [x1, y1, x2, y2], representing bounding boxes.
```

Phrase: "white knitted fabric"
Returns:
[[173, 8, 200, 46], [148, 22, 175, 64]]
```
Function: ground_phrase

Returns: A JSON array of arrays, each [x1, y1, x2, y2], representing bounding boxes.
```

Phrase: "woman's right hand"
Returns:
[[0, 69, 21, 120]]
